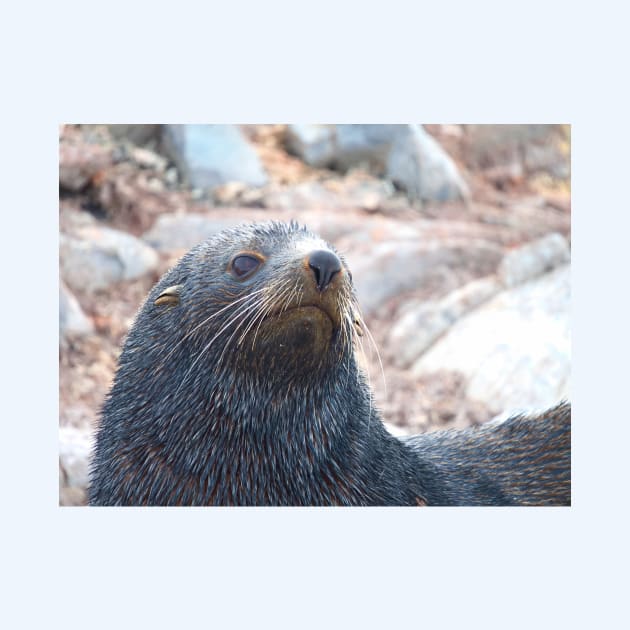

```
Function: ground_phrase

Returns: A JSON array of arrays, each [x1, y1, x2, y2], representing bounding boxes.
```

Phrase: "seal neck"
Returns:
[[98, 337, 423, 505]]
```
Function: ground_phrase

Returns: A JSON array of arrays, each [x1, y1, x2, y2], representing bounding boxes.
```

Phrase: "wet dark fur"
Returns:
[[89, 221, 571, 506]]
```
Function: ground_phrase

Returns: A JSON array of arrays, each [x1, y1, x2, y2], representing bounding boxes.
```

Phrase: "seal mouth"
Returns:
[[274, 303, 338, 327]]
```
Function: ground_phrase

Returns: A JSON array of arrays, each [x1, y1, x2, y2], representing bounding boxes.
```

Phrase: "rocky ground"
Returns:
[[59, 124, 571, 506]]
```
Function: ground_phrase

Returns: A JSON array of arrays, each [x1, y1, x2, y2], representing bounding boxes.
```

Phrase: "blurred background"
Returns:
[[59, 124, 570, 505]]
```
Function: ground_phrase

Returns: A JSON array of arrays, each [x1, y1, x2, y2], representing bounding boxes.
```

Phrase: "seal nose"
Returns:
[[308, 250, 342, 292]]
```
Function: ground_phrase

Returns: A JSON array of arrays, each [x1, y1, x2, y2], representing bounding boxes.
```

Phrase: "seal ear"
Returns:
[[155, 284, 183, 307]]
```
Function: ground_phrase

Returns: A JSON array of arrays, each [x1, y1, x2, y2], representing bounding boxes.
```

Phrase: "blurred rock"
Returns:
[[498, 233, 570, 288], [333, 124, 403, 169], [543, 193, 571, 214], [478, 199, 570, 241], [286, 125, 336, 167], [213, 181, 249, 205], [488, 405, 556, 427], [464, 124, 570, 181], [482, 162, 524, 188], [95, 161, 185, 234], [59, 425, 92, 506], [104, 124, 161, 146], [285, 124, 468, 202], [383, 422, 410, 437], [162, 124, 268, 190], [60, 281, 94, 338], [59, 140, 113, 192], [386, 125, 470, 202], [465, 125, 550, 168], [60, 403, 96, 430], [59, 485, 87, 506], [129, 146, 168, 172], [263, 177, 393, 212], [524, 142, 570, 179], [292, 211, 387, 245], [348, 238, 503, 316], [143, 214, 246, 252], [263, 182, 339, 210], [411, 265, 570, 413], [59, 204, 98, 232], [60, 225, 159, 293], [439, 124, 464, 139], [287, 124, 400, 169], [388, 276, 501, 368], [165, 167, 179, 186]]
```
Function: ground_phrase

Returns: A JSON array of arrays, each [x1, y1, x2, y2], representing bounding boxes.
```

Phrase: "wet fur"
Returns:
[[89, 221, 571, 506]]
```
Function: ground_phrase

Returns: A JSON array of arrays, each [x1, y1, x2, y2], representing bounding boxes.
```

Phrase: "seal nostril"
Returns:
[[308, 249, 342, 292]]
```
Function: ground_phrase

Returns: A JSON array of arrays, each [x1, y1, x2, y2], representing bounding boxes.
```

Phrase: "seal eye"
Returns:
[[231, 254, 262, 278]]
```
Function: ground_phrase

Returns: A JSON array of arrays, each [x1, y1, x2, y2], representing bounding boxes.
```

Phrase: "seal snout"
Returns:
[[307, 250, 342, 292]]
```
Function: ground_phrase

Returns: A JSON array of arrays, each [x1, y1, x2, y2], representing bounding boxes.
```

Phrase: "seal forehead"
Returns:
[[219, 221, 331, 257], [291, 234, 331, 256], [217, 221, 306, 245]]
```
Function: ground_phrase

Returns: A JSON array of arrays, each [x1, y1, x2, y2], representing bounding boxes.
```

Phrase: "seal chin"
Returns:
[[241, 304, 336, 375], [271, 302, 340, 330], [271, 305, 335, 346], [283, 304, 336, 326]]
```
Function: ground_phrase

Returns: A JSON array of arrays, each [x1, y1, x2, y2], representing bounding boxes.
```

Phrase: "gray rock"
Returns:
[[498, 233, 570, 288], [386, 125, 470, 202], [59, 281, 93, 337], [105, 124, 161, 146], [388, 276, 501, 367], [411, 265, 570, 413], [348, 238, 503, 317], [286, 124, 402, 169], [334, 124, 405, 169], [286, 125, 336, 167], [143, 214, 247, 252], [59, 425, 92, 490], [60, 225, 159, 293], [285, 124, 468, 202], [162, 125, 268, 190], [59, 141, 112, 191]]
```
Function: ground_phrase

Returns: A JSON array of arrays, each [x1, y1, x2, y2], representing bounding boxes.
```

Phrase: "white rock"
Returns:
[[348, 238, 503, 316], [162, 125, 268, 190], [386, 125, 470, 202], [383, 422, 411, 437], [388, 276, 501, 367], [59, 281, 93, 337], [59, 426, 93, 489], [60, 225, 159, 293], [498, 233, 570, 288], [412, 265, 570, 413], [143, 214, 246, 252]]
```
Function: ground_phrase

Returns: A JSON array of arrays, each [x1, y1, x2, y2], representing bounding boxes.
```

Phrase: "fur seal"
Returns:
[[89, 221, 570, 506]]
